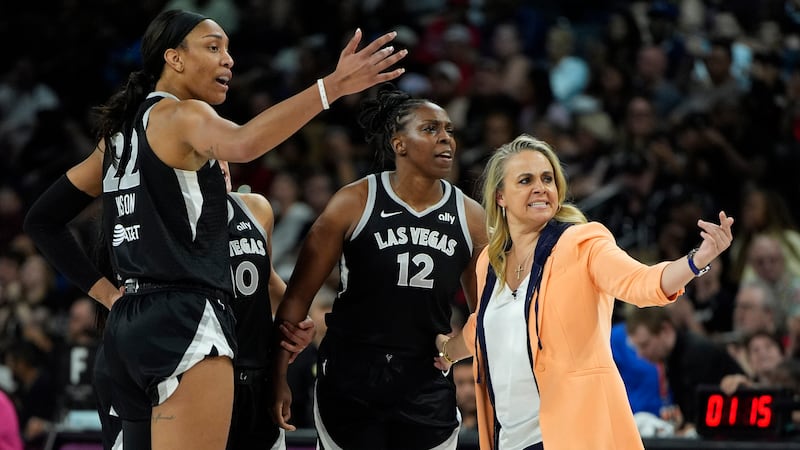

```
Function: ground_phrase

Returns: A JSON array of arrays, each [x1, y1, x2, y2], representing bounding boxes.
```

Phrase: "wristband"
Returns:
[[317, 78, 329, 110], [687, 248, 711, 277]]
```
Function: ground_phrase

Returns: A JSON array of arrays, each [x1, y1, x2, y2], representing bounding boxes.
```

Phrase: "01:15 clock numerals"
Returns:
[[704, 393, 773, 428]]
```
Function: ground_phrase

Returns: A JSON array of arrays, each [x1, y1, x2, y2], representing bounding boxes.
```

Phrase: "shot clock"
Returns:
[[695, 385, 794, 439]]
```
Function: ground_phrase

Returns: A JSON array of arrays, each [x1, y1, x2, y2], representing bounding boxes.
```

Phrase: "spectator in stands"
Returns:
[[610, 321, 669, 417], [733, 281, 781, 338], [52, 297, 99, 413], [726, 281, 782, 375], [720, 330, 786, 395], [544, 20, 590, 113], [428, 61, 469, 131], [11, 255, 59, 355], [633, 45, 682, 119], [490, 22, 533, 104], [746, 234, 800, 316], [0, 57, 60, 161], [452, 359, 477, 431], [671, 38, 743, 124], [599, 6, 643, 74], [458, 108, 518, 198], [730, 185, 800, 283], [4, 339, 56, 448], [627, 306, 745, 433]]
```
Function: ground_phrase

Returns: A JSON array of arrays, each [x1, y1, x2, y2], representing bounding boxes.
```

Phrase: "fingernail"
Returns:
[[355, 27, 361, 35]]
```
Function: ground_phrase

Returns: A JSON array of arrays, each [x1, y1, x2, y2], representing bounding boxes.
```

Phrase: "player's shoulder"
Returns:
[[329, 175, 371, 208], [230, 191, 273, 223], [450, 183, 486, 230]]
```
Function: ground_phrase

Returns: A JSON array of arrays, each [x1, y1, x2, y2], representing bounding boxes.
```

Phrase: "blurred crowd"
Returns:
[[3, 0, 800, 447]]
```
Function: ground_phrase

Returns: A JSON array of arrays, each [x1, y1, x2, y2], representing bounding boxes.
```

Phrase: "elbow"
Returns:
[[22, 208, 45, 238]]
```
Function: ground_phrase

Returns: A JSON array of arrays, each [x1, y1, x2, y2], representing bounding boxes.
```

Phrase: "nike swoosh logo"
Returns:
[[380, 210, 402, 218]]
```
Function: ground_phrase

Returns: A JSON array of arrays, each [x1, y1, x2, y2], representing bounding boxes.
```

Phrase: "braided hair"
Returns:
[[357, 83, 429, 168]]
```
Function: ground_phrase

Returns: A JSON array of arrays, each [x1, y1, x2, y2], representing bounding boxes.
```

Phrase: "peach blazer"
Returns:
[[463, 222, 683, 450]]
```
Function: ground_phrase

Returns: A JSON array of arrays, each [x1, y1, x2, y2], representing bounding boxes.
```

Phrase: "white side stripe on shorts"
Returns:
[[155, 299, 234, 404]]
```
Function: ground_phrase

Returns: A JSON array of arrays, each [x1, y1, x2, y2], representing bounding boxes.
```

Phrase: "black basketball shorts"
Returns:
[[103, 288, 236, 422], [93, 343, 123, 450], [227, 368, 284, 450], [313, 338, 461, 450]]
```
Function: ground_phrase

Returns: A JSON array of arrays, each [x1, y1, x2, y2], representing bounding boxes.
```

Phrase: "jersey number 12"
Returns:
[[396, 252, 434, 289]]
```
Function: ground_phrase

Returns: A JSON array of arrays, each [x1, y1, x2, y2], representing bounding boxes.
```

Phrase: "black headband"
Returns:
[[163, 10, 208, 49], [143, 10, 209, 77]]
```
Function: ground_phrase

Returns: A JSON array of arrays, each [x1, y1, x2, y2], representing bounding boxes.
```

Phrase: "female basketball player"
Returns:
[[270, 85, 488, 450]]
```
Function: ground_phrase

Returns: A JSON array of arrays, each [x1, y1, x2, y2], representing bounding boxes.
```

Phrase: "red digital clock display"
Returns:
[[696, 386, 790, 439], [703, 392, 773, 428]]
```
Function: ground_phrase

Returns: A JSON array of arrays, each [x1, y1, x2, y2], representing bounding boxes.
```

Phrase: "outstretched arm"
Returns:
[[178, 29, 407, 164]]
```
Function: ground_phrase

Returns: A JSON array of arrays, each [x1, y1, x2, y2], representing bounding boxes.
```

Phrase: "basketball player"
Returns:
[[91, 162, 314, 450], [24, 10, 404, 448], [221, 162, 315, 450], [270, 85, 488, 449]]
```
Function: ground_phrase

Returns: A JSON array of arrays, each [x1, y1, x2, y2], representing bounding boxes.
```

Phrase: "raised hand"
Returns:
[[693, 211, 734, 268], [324, 29, 407, 102]]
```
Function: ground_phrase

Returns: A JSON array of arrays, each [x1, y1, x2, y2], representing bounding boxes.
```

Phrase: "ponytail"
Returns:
[[92, 70, 155, 146]]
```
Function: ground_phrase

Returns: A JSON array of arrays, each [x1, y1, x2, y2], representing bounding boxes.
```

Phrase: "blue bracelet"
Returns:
[[687, 248, 711, 277]]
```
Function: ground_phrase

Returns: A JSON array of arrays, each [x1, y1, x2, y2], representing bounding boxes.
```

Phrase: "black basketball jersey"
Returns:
[[101, 92, 231, 293], [326, 171, 473, 357], [227, 193, 273, 368]]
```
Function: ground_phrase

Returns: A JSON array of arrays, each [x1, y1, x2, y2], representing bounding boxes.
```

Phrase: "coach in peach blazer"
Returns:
[[464, 226, 676, 450], [433, 134, 734, 449]]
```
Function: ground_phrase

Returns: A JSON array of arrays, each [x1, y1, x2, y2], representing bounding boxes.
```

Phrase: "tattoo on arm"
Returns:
[[152, 412, 176, 423]]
